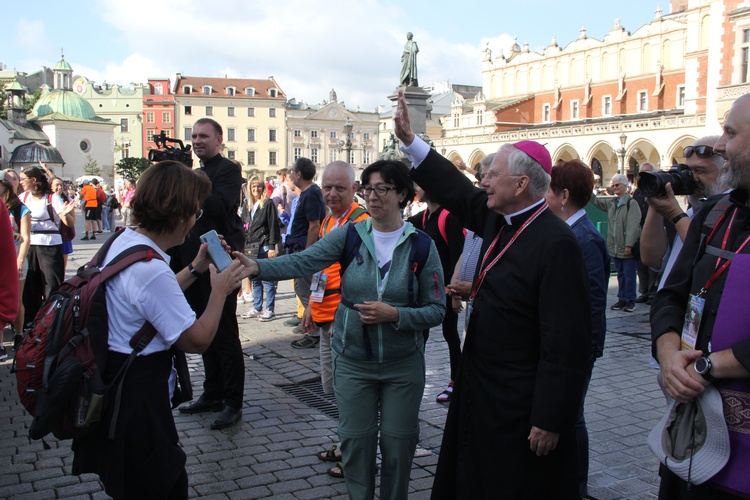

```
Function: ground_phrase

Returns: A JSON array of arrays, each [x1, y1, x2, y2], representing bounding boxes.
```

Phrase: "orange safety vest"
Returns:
[[309, 202, 369, 323]]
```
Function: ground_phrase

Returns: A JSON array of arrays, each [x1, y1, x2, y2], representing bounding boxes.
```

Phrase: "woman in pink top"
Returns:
[[120, 179, 136, 226]]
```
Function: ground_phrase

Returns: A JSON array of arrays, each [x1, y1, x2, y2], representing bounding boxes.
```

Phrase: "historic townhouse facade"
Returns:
[[436, 0, 747, 185], [173, 74, 286, 177], [72, 76, 146, 166], [286, 90, 379, 177], [142, 78, 175, 158]]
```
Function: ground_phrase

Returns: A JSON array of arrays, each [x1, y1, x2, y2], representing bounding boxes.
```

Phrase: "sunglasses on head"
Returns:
[[684, 145, 717, 158]]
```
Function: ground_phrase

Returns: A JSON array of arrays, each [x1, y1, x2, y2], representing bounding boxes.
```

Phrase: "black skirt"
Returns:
[[72, 349, 187, 499]]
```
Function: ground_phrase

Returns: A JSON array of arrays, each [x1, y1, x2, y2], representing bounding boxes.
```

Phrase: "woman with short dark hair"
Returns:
[[238, 159, 444, 500], [71, 160, 245, 499], [546, 159, 610, 499]]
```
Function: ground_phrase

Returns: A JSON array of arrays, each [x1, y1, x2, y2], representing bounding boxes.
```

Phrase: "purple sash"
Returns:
[[708, 254, 750, 495]]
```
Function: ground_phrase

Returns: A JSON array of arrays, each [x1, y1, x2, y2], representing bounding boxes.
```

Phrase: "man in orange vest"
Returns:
[[296, 161, 369, 386]]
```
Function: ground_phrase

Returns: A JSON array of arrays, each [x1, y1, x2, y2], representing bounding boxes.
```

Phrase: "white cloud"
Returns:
[[65, 0, 492, 109]]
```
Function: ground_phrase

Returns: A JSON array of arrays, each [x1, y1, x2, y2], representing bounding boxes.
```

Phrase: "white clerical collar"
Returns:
[[503, 198, 546, 225], [565, 208, 587, 227]]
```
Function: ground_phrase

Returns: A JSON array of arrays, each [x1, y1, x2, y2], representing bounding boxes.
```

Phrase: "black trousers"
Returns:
[[185, 279, 245, 410], [442, 294, 461, 381], [23, 244, 64, 326]]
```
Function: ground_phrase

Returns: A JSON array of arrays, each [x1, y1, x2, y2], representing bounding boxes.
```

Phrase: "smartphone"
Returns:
[[199, 230, 233, 272]]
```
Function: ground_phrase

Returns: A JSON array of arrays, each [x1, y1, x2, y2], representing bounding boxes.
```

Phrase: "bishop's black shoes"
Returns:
[[178, 396, 223, 414]]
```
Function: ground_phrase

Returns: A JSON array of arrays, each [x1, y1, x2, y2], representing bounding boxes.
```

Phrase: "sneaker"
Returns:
[[623, 301, 636, 312], [611, 300, 626, 310], [635, 295, 649, 303], [292, 325, 305, 334], [284, 317, 302, 327], [291, 335, 320, 349], [81, 235, 89, 241], [0, 344, 7, 361], [241, 308, 262, 319], [243, 293, 253, 303], [258, 310, 275, 322], [90, 235, 96, 240]]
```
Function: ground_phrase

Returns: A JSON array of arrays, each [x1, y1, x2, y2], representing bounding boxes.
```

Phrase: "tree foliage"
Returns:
[[82, 155, 103, 176], [115, 157, 151, 181]]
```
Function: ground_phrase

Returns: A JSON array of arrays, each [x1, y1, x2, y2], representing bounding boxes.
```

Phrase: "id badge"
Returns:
[[680, 294, 705, 351], [310, 272, 328, 303]]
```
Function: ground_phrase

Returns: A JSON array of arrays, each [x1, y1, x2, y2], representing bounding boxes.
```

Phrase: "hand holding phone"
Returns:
[[200, 230, 233, 272]]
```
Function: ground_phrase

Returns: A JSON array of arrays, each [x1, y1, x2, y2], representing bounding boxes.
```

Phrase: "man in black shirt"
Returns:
[[176, 118, 246, 429], [285, 157, 326, 349]]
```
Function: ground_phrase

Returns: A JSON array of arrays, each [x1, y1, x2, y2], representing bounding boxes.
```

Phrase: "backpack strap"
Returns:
[[348, 206, 368, 222], [340, 223, 364, 277], [406, 229, 432, 307]]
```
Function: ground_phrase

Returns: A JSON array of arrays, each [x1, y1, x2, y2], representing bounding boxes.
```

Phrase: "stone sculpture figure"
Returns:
[[400, 32, 419, 87]]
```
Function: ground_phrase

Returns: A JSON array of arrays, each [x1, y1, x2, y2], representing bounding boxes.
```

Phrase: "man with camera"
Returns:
[[650, 94, 750, 498], [639, 135, 725, 283], [175, 118, 246, 430]]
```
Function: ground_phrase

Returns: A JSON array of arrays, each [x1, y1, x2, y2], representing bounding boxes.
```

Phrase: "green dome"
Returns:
[[32, 89, 96, 119], [53, 58, 73, 72]]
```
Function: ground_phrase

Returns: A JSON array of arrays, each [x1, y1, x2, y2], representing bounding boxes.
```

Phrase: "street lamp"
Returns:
[[441, 147, 447, 156], [343, 120, 353, 164], [618, 133, 628, 175]]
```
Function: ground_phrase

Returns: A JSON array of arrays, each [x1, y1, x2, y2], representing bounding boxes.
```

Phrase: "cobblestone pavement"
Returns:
[[1, 231, 664, 499]]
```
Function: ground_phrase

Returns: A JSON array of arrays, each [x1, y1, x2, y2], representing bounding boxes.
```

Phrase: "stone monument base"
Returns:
[[389, 86, 430, 138]]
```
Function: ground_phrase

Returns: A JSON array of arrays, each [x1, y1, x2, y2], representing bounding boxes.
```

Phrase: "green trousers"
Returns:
[[332, 349, 425, 500]]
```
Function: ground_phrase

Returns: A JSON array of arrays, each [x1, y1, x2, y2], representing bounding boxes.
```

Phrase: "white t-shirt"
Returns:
[[372, 221, 407, 294], [21, 192, 64, 246], [103, 229, 196, 355]]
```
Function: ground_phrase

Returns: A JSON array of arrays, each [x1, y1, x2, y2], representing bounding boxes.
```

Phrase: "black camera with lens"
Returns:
[[638, 164, 697, 197], [148, 131, 193, 167]]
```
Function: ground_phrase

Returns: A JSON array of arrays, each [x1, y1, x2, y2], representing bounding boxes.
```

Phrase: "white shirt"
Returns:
[[21, 192, 64, 246], [103, 229, 196, 355], [372, 221, 407, 294]]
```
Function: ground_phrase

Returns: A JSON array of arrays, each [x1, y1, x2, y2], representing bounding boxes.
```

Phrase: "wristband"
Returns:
[[670, 213, 688, 225], [188, 262, 201, 277]]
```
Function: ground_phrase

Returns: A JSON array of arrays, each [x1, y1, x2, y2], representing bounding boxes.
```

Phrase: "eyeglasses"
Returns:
[[360, 185, 397, 197], [684, 145, 718, 158], [195, 209, 203, 220]]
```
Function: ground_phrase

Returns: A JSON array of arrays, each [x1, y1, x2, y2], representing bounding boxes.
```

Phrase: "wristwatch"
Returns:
[[694, 355, 717, 383], [187, 262, 201, 277]]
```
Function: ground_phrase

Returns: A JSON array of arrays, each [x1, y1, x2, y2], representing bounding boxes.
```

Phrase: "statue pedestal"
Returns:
[[389, 87, 430, 137]]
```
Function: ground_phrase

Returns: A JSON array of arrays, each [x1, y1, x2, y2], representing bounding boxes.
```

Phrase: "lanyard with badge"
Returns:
[[310, 205, 356, 303], [681, 208, 750, 350], [466, 201, 548, 324]]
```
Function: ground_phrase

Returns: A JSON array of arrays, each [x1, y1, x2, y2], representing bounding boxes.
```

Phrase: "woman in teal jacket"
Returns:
[[238, 160, 445, 500]]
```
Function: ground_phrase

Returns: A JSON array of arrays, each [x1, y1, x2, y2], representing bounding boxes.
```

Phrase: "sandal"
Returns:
[[327, 461, 344, 478], [317, 444, 342, 463], [436, 382, 454, 403]]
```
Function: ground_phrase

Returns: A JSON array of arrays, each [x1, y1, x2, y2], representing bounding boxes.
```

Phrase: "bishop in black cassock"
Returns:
[[396, 91, 591, 499]]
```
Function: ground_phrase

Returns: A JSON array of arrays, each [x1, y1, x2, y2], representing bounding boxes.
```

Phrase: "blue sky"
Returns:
[[6, 0, 666, 110]]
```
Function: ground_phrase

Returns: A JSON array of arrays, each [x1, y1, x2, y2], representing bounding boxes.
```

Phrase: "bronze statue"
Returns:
[[400, 32, 419, 87]]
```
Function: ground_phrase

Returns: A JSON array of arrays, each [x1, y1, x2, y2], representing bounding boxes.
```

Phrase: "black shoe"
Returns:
[[647, 297, 654, 305], [81, 235, 89, 241], [178, 396, 224, 414], [623, 301, 636, 312], [611, 300, 626, 310], [634, 295, 648, 303], [90, 235, 96, 240], [0, 344, 7, 361], [210, 406, 242, 429]]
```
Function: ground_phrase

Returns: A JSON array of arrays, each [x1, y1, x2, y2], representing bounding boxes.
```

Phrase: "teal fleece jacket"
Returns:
[[256, 218, 446, 362]]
